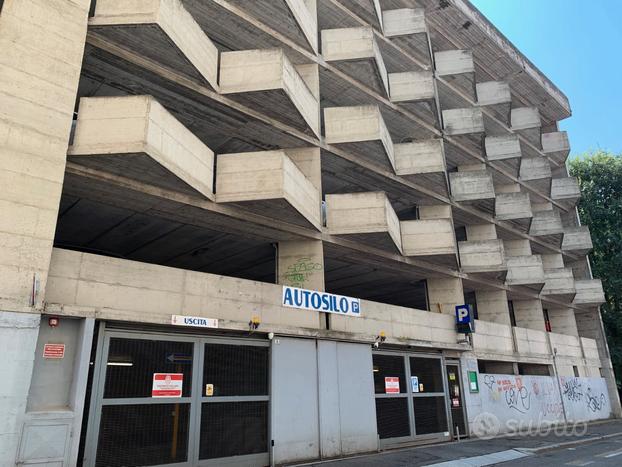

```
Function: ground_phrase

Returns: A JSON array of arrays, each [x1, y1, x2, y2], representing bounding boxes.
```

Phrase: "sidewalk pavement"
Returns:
[[292, 419, 622, 467]]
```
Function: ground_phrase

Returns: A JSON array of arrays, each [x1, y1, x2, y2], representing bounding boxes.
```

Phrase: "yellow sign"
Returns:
[[205, 384, 214, 396], [449, 372, 456, 381]]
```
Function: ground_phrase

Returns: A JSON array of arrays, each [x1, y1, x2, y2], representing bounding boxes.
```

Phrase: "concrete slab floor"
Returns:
[[292, 420, 622, 467]]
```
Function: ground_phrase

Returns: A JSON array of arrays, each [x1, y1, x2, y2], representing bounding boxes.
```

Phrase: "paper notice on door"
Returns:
[[152, 373, 183, 398]]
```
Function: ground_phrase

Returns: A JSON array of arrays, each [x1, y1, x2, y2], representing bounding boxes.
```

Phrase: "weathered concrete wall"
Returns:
[[464, 371, 612, 437]]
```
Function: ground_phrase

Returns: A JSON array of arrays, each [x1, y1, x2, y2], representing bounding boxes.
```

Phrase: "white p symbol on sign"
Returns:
[[457, 307, 469, 322]]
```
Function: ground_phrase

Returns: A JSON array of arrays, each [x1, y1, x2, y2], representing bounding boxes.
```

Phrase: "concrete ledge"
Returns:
[[449, 169, 495, 206], [442, 107, 485, 135], [520, 157, 552, 195], [458, 239, 507, 276], [321, 27, 389, 95], [400, 218, 458, 267], [90, 0, 219, 89], [325, 192, 402, 253], [562, 226, 593, 256], [495, 192, 532, 231], [542, 131, 570, 165], [505, 255, 545, 292], [477, 81, 511, 125], [551, 177, 580, 209], [220, 48, 320, 137], [435, 49, 476, 100], [541, 268, 576, 302], [215, 148, 322, 230], [394, 140, 448, 197], [324, 105, 395, 170], [69, 95, 215, 200], [573, 279, 605, 305], [388, 71, 439, 126], [529, 209, 564, 246], [511, 107, 542, 148], [383, 8, 426, 37], [485, 134, 522, 162]]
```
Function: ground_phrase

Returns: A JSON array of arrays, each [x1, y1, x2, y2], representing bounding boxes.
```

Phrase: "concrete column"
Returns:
[[547, 307, 579, 336], [427, 277, 464, 315], [277, 240, 325, 291], [512, 299, 546, 331], [0, 0, 90, 463], [0, 0, 90, 311], [475, 290, 511, 326]]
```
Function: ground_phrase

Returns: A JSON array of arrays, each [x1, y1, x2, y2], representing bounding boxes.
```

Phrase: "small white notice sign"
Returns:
[[171, 315, 218, 328]]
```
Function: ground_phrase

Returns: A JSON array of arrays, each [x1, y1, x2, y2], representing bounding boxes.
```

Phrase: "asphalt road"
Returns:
[[498, 434, 622, 466]]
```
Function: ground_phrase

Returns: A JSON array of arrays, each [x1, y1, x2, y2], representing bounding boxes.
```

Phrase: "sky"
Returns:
[[471, 0, 622, 156]]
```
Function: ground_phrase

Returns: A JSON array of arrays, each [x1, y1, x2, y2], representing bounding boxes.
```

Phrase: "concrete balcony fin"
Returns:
[[382, 8, 431, 66], [321, 27, 389, 96], [394, 140, 449, 197], [89, 0, 219, 89], [324, 105, 395, 170], [69, 95, 214, 200], [326, 192, 402, 253], [505, 255, 545, 293], [476, 81, 512, 125], [400, 218, 458, 267], [227, 0, 318, 53], [519, 157, 552, 195], [573, 279, 605, 305], [542, 131, 570, 165], [216, 148, 322, 230], [511, 107, 542, 148], [529, 209, 564, 247], [562, 226, 593, 256], [219, 49, 320, 137], [442, 108, 485, 153], [434, 50, 476, 101], [458, 239, 507, 280], [388, 71, 439, 126], [485, 134, 522, 178], [449, 169, 495, 213], [495, 192, 533, 233], [541, 267, 576, 302], [551, 177, 581, 209]]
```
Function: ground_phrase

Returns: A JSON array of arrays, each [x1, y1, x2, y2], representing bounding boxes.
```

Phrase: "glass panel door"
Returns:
[[446, 363, 467, 438]]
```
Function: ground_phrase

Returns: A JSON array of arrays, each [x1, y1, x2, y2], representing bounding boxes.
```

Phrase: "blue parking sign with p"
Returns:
[[455, 304, 474, 333]]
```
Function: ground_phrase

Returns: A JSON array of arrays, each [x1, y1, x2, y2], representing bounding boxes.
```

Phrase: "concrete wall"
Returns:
[[464, 370, 612, 437]]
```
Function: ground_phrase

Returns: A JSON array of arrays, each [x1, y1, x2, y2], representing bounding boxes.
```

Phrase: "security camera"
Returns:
[[268, 332, 274, 340], [373, 341, 380, 349]]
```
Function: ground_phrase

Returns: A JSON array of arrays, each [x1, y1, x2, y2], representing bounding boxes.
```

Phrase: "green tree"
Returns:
[[569, 151, 622, 385]]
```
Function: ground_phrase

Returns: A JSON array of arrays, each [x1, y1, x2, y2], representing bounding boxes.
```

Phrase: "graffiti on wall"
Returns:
[[282, 257, 323, 288], [560, 377, 608, 414]]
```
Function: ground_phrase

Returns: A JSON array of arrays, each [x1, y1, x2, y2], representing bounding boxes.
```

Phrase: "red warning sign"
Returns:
[[43, 343, 65, 359], [385, 376, 400, 394], [152, 373, 183, 398]]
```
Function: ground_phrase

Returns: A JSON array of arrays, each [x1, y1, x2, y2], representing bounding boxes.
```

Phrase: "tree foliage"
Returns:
[[569, 151, 622, 384]]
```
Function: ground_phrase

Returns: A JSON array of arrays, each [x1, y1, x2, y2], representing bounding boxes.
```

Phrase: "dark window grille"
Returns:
[[375, 398, 411, 439]]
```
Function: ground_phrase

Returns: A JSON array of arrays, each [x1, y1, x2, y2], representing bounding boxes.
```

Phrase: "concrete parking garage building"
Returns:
[[0, 0, 620, 466]]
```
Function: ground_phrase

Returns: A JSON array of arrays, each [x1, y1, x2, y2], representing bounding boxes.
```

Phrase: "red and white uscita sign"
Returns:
[[152, 373, 183, 398]]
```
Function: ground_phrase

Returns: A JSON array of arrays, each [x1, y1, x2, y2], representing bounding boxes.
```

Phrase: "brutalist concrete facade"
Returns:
[[0, 1, 619, 466]]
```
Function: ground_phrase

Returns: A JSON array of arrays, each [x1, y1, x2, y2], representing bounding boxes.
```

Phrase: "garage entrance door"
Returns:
[[82, 327, 269, 467]]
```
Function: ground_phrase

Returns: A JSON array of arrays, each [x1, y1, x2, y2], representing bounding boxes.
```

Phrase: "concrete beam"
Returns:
[[216, 149, 322, 230], [90, 0, 219, 89], [573, 279, 606, 306], [434, 49, 475, 100], [321, 27, 389, 95], [69, 95, 215, 200], [529, 209, 564, 247], [542, 131, 570, 165], [393, 140, 448, 197], [562, 226, 593, 256], [551, 177, 580, 209], [511, 107, 542, 148], [442, 107, 484, 135], [219, 48, 320, 137], [449, 169, 495, 213], [458, 239, 507, 278], [476, 81, 511, 125], [400, 218, 458, 267], [541, 267, 576, 302], [324, 105, 395, 170], [325, 192, 402, 254], [484, 134, 521, 162], [495, 192, 532, 233], [505, 255, 545, 293]]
